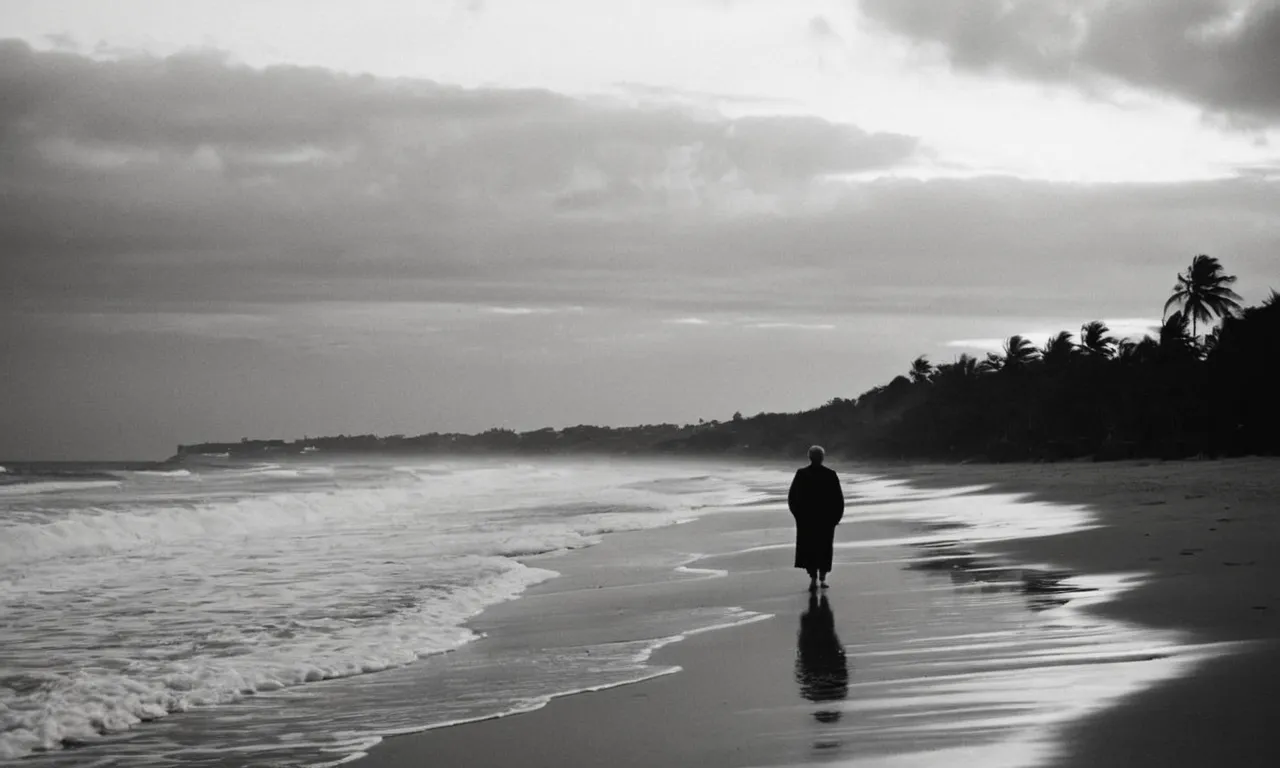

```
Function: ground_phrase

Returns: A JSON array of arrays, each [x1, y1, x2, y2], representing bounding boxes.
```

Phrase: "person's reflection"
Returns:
[[795, 593, 848, 724]]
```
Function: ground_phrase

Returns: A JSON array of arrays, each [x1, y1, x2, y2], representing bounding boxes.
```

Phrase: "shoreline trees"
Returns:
[[176, 256, 1278, 463], [831, 255, 1275, 461], [1163, 254, 1243, 342]]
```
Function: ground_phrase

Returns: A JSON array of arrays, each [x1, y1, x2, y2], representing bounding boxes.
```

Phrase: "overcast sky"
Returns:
[[3, 0, 1279, 460]]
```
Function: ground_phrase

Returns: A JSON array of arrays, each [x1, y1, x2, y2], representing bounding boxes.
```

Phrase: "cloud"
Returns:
[[0, 39, 916, 189], [2, 39, 1278, 349], [42, 303, 451, 350], [0, 39, 923, 320], [747, 322, 837, 330], [661, 316, 838, 330], [855, 0, 1280, 125], [485, 306, 584, 316]]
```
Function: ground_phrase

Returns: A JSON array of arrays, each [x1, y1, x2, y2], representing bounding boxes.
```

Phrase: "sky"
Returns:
[[2, 0, 1279, 460]]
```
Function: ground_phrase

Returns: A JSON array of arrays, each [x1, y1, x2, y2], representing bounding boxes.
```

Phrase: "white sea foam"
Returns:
[[130, 468, 194, 478], [327, 606, 774, 765], [844, 478, 1099, 545], [1, 487, 415, 564], [0, 459, 761, 762], [0, 479, 122, 497], [0, 561, 554, 760]]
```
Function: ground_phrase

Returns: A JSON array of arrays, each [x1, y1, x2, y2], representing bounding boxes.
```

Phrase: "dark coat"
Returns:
[[788, 463, 844, 571]]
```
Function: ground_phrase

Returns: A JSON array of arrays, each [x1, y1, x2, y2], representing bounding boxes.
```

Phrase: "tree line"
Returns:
[[177, 255, 1278, 463], [742, 254, 1278, 461]]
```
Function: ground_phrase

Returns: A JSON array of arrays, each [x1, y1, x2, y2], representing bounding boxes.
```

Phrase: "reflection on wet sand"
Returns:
[[796, 593, 849, 739], [908, 540, 1092, 611]]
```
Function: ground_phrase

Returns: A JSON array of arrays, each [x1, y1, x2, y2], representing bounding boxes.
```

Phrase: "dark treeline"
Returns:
[[819, 255, 1279, 461], [177, 256, 1279, 463]]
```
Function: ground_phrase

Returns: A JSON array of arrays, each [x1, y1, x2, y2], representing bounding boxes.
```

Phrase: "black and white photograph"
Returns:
[[2, 2, 1278, 766]]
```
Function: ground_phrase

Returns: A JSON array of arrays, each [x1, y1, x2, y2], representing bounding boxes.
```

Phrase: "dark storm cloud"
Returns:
[[0, 39, 920, 315], [856, 0, 1280, 124], [2, 39, 1277, 330], [0, 40, 557, 150]]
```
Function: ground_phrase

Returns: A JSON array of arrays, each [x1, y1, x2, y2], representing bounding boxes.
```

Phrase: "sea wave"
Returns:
[[0, 486, 696, 567], [0, 459, 764, 763], [129, 468, 194, 478], [0, 561, 556, 760], [0, 488, 405, 564], [0, 479, 122, 497]]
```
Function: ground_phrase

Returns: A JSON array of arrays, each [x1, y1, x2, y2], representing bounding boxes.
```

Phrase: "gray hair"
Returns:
[[808, 445, 825, 462]]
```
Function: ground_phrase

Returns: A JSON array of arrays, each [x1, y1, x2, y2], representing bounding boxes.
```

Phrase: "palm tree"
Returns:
[[1079, 321, 1118, 359], [908, 356, 934, 384], [1001, 334, 1040, 370], [953, 353, 980, 380], [933, 354, 980, 384], [978, 352, 1004, 374], [1159, 310, 1194, 356], [1163, 255, 1243, 339], [1117, 336, 1159, 365], [1203, 326, 1222, 355], [1211, 289, 1279, 360], [1040, 331, 1075, 367]]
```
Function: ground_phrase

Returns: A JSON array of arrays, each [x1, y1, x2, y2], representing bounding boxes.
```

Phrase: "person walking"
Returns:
[[787, 445, 844, 591]]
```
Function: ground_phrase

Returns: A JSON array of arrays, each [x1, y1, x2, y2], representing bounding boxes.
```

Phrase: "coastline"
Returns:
[[870, 457, 1280, 641], [347, 457, 1280, 768]]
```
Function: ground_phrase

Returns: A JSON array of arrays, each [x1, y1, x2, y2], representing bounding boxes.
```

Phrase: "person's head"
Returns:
[[807, 445, 825, 464]]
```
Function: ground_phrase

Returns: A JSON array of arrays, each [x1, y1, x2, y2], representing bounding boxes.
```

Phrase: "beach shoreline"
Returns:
[[871, 457, 1280, 767], [348, 456, 1280, 768]]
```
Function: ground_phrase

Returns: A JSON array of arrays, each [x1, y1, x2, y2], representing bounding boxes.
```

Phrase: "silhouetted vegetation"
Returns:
[[177, 256, 1279, 463]]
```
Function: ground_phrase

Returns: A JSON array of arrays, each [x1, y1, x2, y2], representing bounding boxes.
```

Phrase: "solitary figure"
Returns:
[[788, 445, 844, 591]]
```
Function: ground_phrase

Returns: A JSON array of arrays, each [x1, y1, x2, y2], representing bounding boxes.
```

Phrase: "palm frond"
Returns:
[[1164, 254, 1242, 337]]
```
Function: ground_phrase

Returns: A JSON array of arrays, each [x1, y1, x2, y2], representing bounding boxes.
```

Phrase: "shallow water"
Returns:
[[0, 458, 769, 764], [0, 458, 1222, 767], [719, 484, 1227, 767]]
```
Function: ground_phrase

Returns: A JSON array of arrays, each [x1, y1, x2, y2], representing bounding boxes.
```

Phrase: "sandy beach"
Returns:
[[350, 456, 1280, 768], [890, 458, 1280, 767]]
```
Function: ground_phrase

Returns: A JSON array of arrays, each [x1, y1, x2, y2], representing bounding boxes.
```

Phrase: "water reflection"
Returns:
[[795, 593, 849, 724], [908, 541, 1092, 611]]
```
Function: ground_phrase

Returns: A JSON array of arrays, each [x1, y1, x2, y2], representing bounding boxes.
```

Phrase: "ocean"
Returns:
[[0, 457, 1213, 767]]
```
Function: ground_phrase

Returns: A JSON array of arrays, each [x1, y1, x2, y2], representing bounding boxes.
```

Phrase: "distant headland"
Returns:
[[176, 256, 1279, 464]]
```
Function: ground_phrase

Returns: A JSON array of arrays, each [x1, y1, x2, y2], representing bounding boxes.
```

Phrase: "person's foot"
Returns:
[[808, 580, 818, 592], [819, 581, 829, 589]]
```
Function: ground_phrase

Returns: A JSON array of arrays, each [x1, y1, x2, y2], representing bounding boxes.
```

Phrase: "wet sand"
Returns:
[[352, 457, 1279, 768], [887, 458, 1280, 767]]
